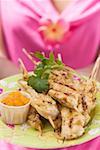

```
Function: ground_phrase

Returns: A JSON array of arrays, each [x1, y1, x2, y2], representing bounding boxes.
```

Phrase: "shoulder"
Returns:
[[0, 0, 43, 30]]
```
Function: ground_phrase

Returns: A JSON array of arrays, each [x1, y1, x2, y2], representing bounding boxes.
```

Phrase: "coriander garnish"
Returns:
[[27, 52, 64, 93]]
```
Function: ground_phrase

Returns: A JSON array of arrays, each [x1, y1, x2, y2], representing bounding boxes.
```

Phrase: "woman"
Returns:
[[0, 0, 100, 149], [0, 0, 100, 77]]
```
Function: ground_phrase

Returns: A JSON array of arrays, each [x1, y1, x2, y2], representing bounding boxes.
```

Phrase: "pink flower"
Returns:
[[7, 124, 15, 129], [38, 19, 71, 49], [73, 75, 80, 81], [0, 88, 3, 94]]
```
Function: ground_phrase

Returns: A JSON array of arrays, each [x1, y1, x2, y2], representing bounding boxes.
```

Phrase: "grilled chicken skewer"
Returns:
[[18, 79, 59, 128], [48, 69, 97, 113], [50, 54, 98, 140], [49, 69, 82, 91], [48, 89, 79, 111], [18, 51, 98, 140], [78, 79, 97, 113], [19, 48, 61, 130], [48, 68, 97, 128], [48, 82, 80, 111], [54, 108, 90, 140], [27, 106, 43, 134], [53, 105, 62, 138], [18, 58, 59, 128], [18, 58, 43, 132], [77, 60, 98, 124], [60, 107, 85, 140], [60, 79, 97, 139]]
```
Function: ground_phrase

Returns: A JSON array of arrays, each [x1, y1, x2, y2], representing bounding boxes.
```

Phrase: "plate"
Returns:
[[0, 74, 100, 149]]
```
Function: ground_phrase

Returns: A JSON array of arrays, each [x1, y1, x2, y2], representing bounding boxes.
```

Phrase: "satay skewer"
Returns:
[[18, 57, 58, 129], [18, 58, 43, 134], [89, 55, 100, 80], [18, 58, 29, 80], [48, 116, 55, 129], [27, 106, 43, 135], [58, 53, 62, 61], [22, 48, 37, 65], [58, 53, 100, 81], [19, 79, 58, 129], [23, 50, 76, 76]]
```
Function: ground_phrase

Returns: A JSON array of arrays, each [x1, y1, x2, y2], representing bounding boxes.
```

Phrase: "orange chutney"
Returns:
[[1, 91, 30, 106]]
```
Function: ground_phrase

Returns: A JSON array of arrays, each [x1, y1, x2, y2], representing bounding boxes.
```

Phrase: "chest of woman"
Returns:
[[1, 0, 100, 69]]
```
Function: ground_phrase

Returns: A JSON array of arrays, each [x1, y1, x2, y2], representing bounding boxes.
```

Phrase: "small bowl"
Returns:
[[0, 91, 31, 125]]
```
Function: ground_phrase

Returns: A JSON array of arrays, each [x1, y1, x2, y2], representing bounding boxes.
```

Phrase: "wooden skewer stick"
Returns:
[[57, 53, 77, 74], [38, 126, 43, 136], [18, 58, 28, 80], [42, 52, 45, 57], [58, 53, 62, 61], [48, 116, 55, 129], [89, 55, 100, 80], [30, 51, 44, 65], [22, 48, 37, 65], [29, 52, 34, 56]]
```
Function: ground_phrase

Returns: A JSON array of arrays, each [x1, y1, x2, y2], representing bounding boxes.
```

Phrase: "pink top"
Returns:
[[0, 0, 100, 150], [1, 0, 100, 71]]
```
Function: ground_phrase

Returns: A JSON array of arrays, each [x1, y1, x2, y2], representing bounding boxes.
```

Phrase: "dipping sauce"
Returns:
[[1, 91, 30, 106]]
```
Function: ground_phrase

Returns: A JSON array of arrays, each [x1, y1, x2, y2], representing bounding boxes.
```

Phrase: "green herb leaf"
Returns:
[[27, 51, 65, 93], [34, 63, 44, 77], [56, 59, 64, 65], [41, 68, 51, 79], [49, 52, 55, 62], [28, 76, 49, 93], [34, 51, 45, 60]]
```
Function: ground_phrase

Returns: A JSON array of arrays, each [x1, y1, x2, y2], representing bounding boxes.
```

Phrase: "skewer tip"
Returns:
[[58, 53, 62, 61], [89, 55, 100, 80], [18, 58, 28, 80], [48, 117, 55, 129], [22, 48, 37, 65]]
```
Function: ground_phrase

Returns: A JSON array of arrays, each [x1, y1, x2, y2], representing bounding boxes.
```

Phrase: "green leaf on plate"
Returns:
[[28, 75, 49, 93]]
